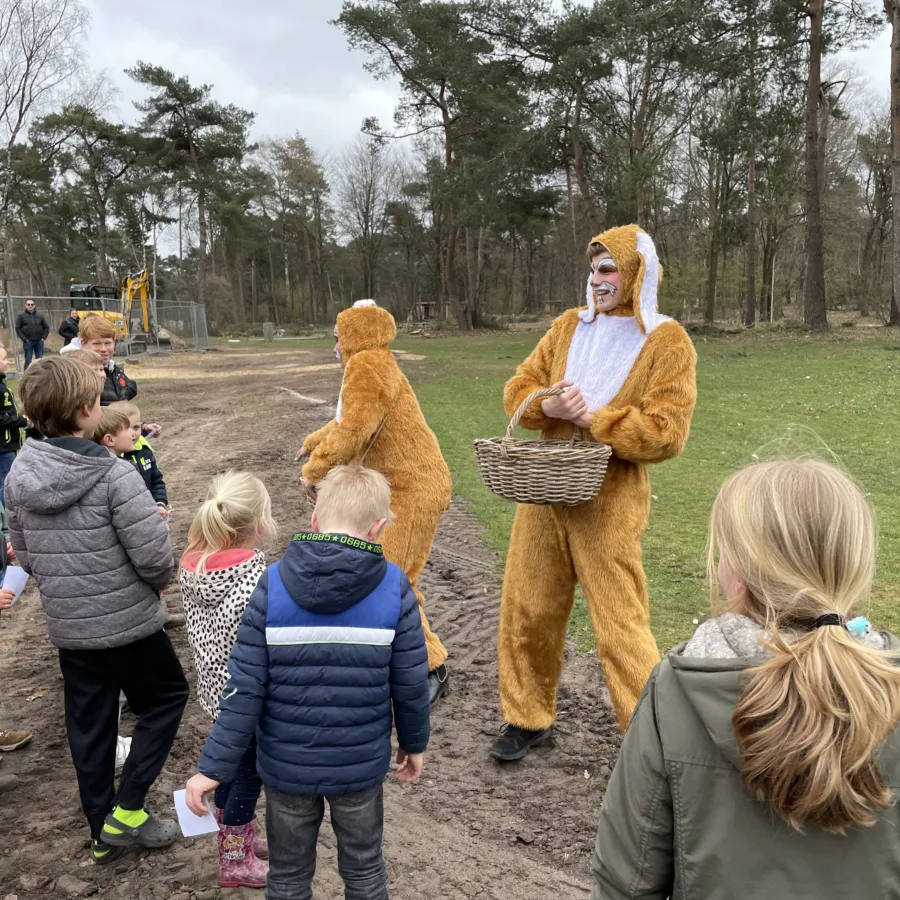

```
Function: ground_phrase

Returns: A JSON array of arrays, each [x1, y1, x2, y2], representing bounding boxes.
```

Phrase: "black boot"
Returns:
[[490, 724, 552, 761], [428, 664, 450, 705]]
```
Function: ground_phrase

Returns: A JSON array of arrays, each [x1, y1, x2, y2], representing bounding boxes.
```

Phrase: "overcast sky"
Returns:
[[81, 0, 401, 155], [81, 0, 891, 158]]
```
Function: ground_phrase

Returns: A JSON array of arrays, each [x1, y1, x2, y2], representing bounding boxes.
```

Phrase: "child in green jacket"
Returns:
[[591, 459, 900, 900]]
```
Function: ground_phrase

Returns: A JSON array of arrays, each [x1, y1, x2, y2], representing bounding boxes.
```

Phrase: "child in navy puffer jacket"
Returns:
[[186, 464, 430, 900]]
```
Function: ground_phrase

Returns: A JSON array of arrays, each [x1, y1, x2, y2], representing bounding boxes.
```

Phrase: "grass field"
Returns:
[[259, 328, 900, 652]]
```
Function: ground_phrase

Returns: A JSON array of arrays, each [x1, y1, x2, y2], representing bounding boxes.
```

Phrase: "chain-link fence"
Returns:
[[0, 294, 209, 372]]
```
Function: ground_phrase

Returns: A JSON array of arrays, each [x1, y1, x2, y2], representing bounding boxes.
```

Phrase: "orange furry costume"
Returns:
[[498, 225, 697, 732], [301, 301, 452, 672]]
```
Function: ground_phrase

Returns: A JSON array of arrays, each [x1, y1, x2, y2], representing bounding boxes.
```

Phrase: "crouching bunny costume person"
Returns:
[[298, 300, 453, 704]]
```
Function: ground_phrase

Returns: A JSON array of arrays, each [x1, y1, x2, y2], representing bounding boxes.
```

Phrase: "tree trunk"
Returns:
[[888, 0, 900, 326], [267, 237, 280, 325], [196, 188, 208, 304], [804, 0, 828, 331], [571, 84, 601, 233], [465, 226, 477, 312], [233, 251, 245, 324], [282, 226, 292, 314], [744, 20, 758, 329], [861, 224, 875, 317], [633, 43, 654, 229], [303, 226, 316, 324], [251, 256, 259, 322], [704, 160, 723, 324]]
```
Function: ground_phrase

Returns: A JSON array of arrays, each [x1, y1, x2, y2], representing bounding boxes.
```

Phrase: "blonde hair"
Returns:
[[19, 357, 101, 438], [184, 471, 276, 578], [109, 400, 139, 420], [79, 316, 116, 342], [314, 465, 394, 535], [66, 349, 103, 367], [708, 459, 900, 834], [92, 406, 131, 444]]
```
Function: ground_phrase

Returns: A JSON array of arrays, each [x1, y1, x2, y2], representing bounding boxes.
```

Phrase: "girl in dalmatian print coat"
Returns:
[[180, 471, 276, 891]]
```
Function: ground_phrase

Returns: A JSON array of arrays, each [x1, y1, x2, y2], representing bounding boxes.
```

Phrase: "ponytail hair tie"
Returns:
[[813, 613, 847, 630], [215, 497, 223, 507]]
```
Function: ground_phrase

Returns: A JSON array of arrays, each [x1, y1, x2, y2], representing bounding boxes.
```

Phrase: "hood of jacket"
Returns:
[[336, 302, 397, 356], [278, 533, 388, 615], [180, 549, 263, 610], [669, 613, 899, 769], [13, 438, 115, 514]]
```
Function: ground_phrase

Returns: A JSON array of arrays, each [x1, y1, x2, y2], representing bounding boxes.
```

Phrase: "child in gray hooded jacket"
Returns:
[[5, 356, 188, 865]]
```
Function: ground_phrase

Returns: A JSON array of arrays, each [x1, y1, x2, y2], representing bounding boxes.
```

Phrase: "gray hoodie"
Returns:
[[5, 437, 173, 649], [591, 614, 900, 900]]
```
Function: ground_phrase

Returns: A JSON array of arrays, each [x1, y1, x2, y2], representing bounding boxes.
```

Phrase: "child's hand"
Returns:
[[396, 749, 424, 784], [0, 588, 15, 611], [158, 506, 170, 521], [185, 773, 220, 817], [143, 423, 162, 438], [295, 445, 310, 464], [6, 542, 16, 564]]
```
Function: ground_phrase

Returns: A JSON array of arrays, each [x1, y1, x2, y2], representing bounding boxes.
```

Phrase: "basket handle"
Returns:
[[507, 388, 583, 442]]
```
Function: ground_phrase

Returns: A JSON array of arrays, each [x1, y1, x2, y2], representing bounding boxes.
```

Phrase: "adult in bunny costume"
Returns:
[[491, 225, 697, 761], [298, 300, 453, 704]]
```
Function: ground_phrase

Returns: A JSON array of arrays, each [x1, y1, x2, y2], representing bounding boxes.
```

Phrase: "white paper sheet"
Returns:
[[2, 566, 29, 604], [173, 789, 220, 838]]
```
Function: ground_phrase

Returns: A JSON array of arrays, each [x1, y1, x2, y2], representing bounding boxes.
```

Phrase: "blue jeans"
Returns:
[[214, 737, 263, 826], [0, 450, 15, 508], [265, 783, 387, 900], [23, 340, 43, 369]]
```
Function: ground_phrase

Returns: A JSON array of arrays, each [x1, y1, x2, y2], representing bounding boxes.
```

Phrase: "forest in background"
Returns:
[[2, 0, 900, 333]]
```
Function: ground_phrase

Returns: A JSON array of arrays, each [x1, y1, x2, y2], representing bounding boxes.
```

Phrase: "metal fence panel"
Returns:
[[1, 295, 209, 365]]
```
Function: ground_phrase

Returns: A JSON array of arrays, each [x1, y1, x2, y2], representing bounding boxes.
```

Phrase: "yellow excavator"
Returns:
[[69, 270, 170, 351]]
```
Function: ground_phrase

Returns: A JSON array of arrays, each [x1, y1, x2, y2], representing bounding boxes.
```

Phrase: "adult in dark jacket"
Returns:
[[58, 309, 80, 346], [15, 300, 50, 369]]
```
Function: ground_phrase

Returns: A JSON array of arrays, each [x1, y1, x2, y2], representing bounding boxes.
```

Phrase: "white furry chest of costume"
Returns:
[[564, 315, 666, 412]]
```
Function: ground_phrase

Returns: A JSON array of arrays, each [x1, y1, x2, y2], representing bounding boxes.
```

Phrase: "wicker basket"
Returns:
[[473, 388, 612, 506]]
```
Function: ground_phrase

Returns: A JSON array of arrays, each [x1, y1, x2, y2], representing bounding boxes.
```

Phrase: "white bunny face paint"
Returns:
[[590, 253, 622, 312]]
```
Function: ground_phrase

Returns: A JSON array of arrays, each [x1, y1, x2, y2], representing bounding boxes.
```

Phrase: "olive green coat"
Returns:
[[591, 633, 900, 899]]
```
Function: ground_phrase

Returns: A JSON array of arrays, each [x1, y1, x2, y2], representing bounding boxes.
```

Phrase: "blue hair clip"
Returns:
[[847, 616, 872, 638]]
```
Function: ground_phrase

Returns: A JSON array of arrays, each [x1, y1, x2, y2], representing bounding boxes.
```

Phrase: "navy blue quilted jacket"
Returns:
[[197, 532, 430, 796]]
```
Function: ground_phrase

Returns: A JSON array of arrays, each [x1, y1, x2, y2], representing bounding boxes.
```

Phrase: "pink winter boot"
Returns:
[[216, 807, 268, 860], [218, 822, 268, 889]]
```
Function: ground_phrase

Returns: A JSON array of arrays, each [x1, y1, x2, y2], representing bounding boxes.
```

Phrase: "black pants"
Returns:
[[58, 629, 189, 838], [214, 736, 263, 826]]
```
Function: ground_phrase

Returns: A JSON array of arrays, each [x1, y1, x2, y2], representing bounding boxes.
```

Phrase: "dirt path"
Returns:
[[0, 346, 620, 900]]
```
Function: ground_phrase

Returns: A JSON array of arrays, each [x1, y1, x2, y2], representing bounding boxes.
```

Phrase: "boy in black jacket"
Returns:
[[0, 346, 27, 506], [95, 403, 169, 521]]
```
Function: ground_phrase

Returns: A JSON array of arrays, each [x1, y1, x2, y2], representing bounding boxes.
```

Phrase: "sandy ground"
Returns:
[[0, 345, 620, 900]]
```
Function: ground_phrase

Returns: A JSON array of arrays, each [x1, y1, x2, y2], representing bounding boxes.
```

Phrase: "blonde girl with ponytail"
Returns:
[[590, 459, 900, 900], [180, 471, 275, 890]]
